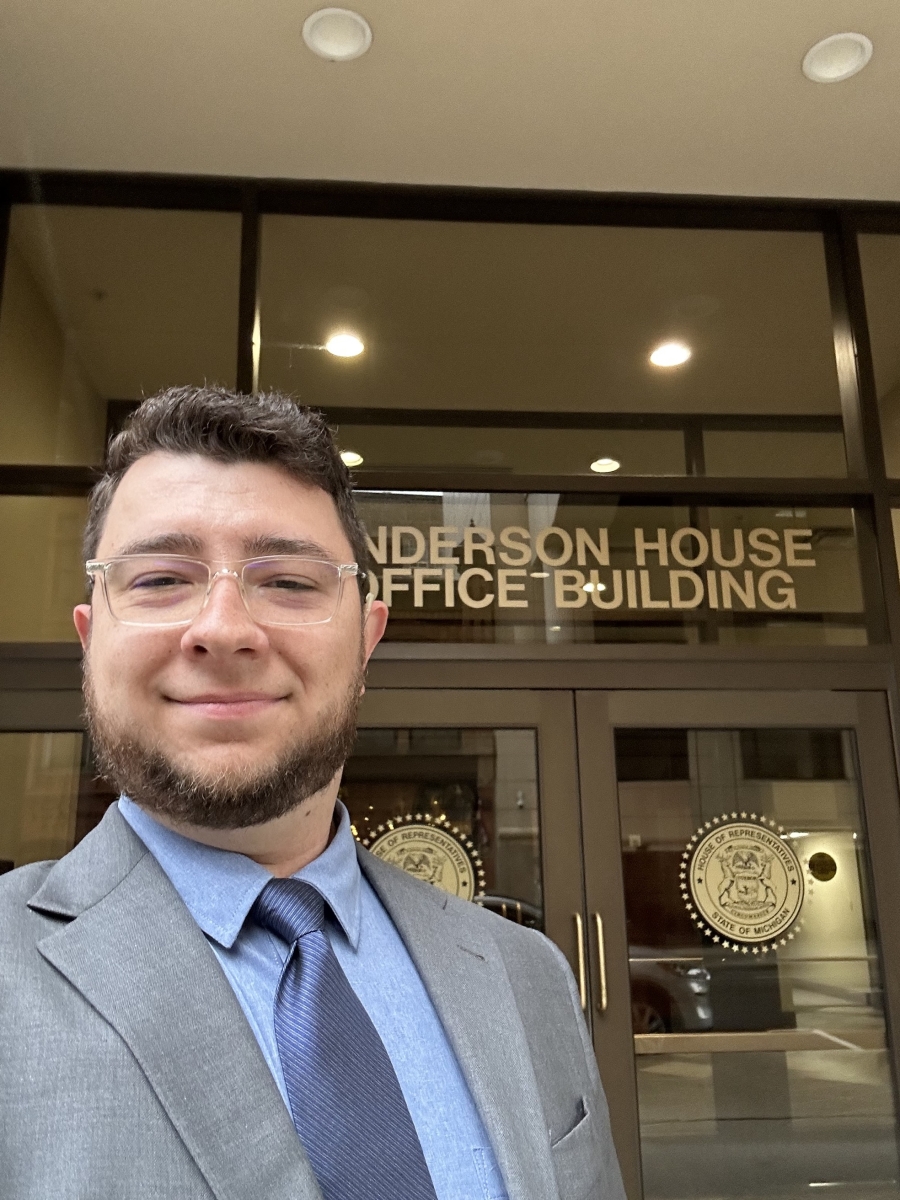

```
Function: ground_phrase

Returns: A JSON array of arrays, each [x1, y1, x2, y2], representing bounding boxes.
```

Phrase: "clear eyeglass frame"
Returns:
[[85, 554, 366, 628]]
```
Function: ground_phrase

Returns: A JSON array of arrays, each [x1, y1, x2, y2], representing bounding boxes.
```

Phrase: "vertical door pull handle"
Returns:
[[573, 913, 587, 1012], [593, 912, 608, 1013]]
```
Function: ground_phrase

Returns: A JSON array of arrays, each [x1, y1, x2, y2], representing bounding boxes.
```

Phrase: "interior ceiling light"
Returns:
[[590, 456, 621, 474], [802, 33, 873, 83], [302, 8, 373, 61], [649, 341, 692, 368], [340, 450, 364, 467], [582, 581, 607, 593], [325, 333, 365, 357]]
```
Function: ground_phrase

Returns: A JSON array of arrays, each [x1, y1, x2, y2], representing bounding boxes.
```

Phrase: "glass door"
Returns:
[[355, 688, 586, 975], [577, 691, 900, 1200]]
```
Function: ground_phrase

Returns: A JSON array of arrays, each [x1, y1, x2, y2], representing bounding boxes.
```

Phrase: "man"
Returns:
[[0, 386, 625, 1200]]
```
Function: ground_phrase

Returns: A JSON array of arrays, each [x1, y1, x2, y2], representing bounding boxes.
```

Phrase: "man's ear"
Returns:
[[73, 604, 92, 650], [362, 599, 389, 665]]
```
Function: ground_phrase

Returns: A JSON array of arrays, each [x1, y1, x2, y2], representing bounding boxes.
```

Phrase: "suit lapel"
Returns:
[[360, 849, 561, 1200], [31, 809, 321, 1200]]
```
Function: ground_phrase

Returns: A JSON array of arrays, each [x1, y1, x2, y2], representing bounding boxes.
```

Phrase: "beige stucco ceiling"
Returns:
[[0, 0, 898, 200]]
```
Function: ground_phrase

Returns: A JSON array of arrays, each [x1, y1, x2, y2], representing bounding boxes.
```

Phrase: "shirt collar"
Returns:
[[118, 796, 362, 951]]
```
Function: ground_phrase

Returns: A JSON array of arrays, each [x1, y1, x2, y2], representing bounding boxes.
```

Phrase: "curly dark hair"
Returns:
[[83, 386, 370, 597]]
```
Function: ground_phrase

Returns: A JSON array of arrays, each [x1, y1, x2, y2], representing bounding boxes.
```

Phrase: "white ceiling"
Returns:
[[0, 0, 899, 200]]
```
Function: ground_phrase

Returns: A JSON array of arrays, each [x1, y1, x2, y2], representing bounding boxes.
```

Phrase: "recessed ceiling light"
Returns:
[[649, 341, 692, 368], [340, 449, 364, 467], [802, 33, 872, 83], [302, 8, 372, 61], [325, 333, 365, 357], [590, 456, 621, 474], [582, 581, 607, 593]]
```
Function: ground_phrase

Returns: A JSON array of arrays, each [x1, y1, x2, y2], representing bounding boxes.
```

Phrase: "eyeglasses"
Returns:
[[85, 555, 365, 628]]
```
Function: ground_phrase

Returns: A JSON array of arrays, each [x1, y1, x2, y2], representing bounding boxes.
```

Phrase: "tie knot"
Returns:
[[252, 879, 326, 944]]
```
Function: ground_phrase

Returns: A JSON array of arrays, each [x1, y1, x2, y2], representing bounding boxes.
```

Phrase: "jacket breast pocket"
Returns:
[[550, 1097, 603, 1200]]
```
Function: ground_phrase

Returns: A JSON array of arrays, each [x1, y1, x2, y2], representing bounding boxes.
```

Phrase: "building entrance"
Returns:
[[3, 671, 900, 1200], [351, 684, 900, 1200]]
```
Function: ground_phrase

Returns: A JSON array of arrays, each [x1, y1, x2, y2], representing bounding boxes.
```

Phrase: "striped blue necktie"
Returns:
[[252, 878, 439, 1200]]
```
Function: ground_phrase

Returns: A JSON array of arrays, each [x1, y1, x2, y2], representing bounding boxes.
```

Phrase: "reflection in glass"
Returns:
[[0, 733, 83, 870], [859, 234, 900, 478], [702, 428, 846, 477], [889, 511, 900, 597], [356, 492, 867, 647], [0, 205, 241, 465], [615, 727, 899, 1200], [332, 422, 686, 478], [0, 495, 88, 641], [342, 727, 542, 925], [0, 736, 123, 862], [328, 417, 849, 480], [259, 216, 845, 478]]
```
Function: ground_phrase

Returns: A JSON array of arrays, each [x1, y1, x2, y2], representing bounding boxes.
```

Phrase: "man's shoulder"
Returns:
[[425, 880, 585, 1026], [445, 886, 563, 965], [0, 861, 63, 977], [359, 846, 571, 982], [466, 897, 579, 1004], [0, 806, 150, 947], [0, 859, 56, 909]]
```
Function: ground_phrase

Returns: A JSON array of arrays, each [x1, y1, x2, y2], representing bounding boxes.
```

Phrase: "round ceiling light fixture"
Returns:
[[302, 8, 373, 61], [802, 33, 873, 83], [590, 456, 621, 474], [325, 332, 365, 357], [340, 449, 364, 467], [649, 341, 692, 368]]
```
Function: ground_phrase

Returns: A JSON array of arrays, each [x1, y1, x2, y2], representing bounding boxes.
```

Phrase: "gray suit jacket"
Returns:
[[0, 805, 625, 1200]]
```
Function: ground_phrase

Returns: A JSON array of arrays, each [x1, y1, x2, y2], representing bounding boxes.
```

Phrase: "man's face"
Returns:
[[74, 452, 388, 826]]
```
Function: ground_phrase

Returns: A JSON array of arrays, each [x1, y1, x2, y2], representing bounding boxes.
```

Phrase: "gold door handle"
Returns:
[[573, 913, 587, 1012], [593, 912, 608, 1013]]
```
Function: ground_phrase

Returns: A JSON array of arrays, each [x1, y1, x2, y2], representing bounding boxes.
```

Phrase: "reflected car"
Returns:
[[476, 897, 712, 1034], [627, 946, 712, 1034]]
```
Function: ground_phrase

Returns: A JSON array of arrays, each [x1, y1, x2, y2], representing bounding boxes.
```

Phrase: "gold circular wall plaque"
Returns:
[[362, 814, 485, 901], [681, 815, 807, 954]]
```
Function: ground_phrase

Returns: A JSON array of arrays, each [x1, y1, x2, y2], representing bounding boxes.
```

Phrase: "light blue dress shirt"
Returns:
[[118, 797, 508, 1200]]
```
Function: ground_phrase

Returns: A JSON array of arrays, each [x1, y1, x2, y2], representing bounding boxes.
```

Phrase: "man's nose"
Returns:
[[180, 571, 268, 653]]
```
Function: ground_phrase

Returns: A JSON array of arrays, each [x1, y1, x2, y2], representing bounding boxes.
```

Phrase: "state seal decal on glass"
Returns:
[[361, 814, 486, 901], [681, 814, 810, 954]]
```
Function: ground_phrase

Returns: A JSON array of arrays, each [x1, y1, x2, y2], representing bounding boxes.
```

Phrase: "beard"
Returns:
[[83, 662, 364, 830]]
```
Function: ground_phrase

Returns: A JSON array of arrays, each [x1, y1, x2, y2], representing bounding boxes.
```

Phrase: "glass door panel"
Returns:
[[618, 726, 898, 1200], [341, 725, 542, 926], [0, 731, 84, 870], [578, 691, 900, 1200], [353, 689, 585, 973]]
